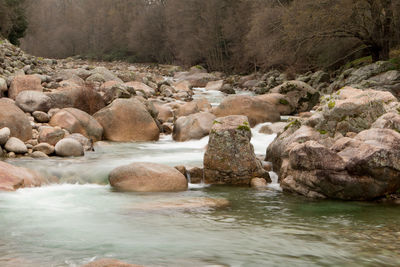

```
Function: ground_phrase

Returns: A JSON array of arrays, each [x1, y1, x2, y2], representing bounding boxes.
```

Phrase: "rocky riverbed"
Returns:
[[1, 38, 400, 266]]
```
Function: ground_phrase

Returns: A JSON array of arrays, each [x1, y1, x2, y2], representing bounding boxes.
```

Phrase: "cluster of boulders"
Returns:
[[3, 37, 400, 202], [267, 87, 400, 200]]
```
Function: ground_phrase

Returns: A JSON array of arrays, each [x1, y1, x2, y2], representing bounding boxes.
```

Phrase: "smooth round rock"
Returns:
[[0, 127, 11, 146], [4, 137, 28, 154], [33, 143, 55, 155], [31, 151, 49, 158], [251, 178, 268, 189], [109, 162, 188, 192], [55, 138, 84, 157], [32, 111, 50, 123]]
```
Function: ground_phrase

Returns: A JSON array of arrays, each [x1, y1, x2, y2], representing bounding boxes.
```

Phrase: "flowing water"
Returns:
[[1, 89, 400, 267]]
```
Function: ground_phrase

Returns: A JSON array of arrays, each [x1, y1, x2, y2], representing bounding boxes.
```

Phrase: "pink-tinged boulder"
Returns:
[[175, 98, 211, 117], [212, 95, 280, 127], [109, 162, 188, 192], [173, 112, 216, 142], [94, 98, 159, 142], [124, 81, 155, 97], [9, 75, 43, 100], [0, 99, 32, 141], [46, 85, 105, 115], [205, 80, 224, 91], [38, 126, 65, 146], [81, 259, 143, 267], [0, 161, 47, 191], [50, 108, 103, 141]]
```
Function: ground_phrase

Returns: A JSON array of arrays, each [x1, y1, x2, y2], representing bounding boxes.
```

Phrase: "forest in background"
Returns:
[[2, 0, 400, 73]]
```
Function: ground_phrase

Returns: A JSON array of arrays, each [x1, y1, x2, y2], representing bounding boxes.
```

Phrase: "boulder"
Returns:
[[175, 98, 211, 117], [46, 85, 105, 115], [205, 80, 224, 91], [38, 126, 65, 146], [251, 178, 268, 189], [50, 108, 103, 141], [310, 87, 397, 136], [153, 102, 174, 123], [131, 197, 229, 211], [102, 83, 134, 105], [256, 93, 293, 115], [267, 88, 400, 200], [204, 115, 270, 185], [329, 61, 397, 94], [9, 75, 43, 99], [173, 112, 216, 142], [0, 77, 7, 96], [4, 137, 27, 154], [15, 90, 53, 113], [124, 81, 155, 97], [89, 67, 123, 83], [33, 143, 55, 155], [281, 129, 400, 200], [175, 72, 216, 87], [32, 111, 50, 123], [65, 133, 93, 151], [0, 99, 32, 141], [0, 161, 47, 191], [269, 81, 320, 113], [0, 127, 10, 145], [81, 259, 143, 267], [31, 151, 49, 158], [259, 122, 288, 135], [94, 98, 160, 142], [212, 95, 280, 127], [55, 138, 84, 157], [109, 162, 188, 192]]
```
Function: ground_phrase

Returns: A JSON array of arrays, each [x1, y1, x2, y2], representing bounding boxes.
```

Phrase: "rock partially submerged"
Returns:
[[204, 115, 270, 185], [130, 197, 230, 211], [81, 259, 143, 267], [109, 162, 188, 192], [267, 87, 400, 200], [0, 161, 47, 191]]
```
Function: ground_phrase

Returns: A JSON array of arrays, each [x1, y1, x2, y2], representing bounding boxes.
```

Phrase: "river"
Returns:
[[0, 89, 399, 267]]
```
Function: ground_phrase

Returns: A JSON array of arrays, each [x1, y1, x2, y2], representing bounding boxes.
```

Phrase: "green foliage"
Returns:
[[0, 0, 27, 45], [237, 121, 250, 131], [284, 119, 301, 131], [237, 124, 251, 131], [388, 57, 400, 70], [213, 120, 222, 125], [344, 56, 372, 70], [318, 129, 327, 135], [328, 101, 336, 109], [279, 99, 289, 105]]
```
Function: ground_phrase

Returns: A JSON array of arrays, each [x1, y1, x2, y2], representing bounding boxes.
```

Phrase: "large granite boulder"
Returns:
[[15, 90, 53, 113], [212, 95, 280, 127], [50, 108, 103, 141], [94, 98, 160, 142], [267, 87, 400, 200], [9, 75, 43, 99], [0, 161, 47, 191], [173, 112, 216, 142], [204, 115, 270, 185], [0, 99, 32, 141]]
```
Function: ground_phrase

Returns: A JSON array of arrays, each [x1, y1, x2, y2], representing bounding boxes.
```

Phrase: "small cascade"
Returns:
[[186, 171, 191, 184]]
